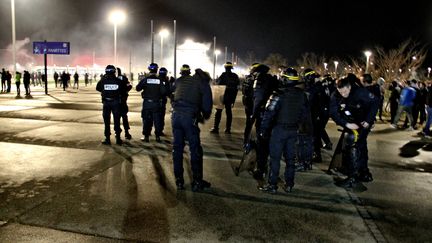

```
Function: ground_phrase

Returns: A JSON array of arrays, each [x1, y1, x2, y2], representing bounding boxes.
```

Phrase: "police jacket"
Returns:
[[136, 73, 166, 101], [158, 75, 174, 101], [216, 71, 240, 105], [330, 86, 379, 128], [252, 72, 278, 118], [173, 72, 212, 119], [260, 86, 310, 135], [96, 74, 125, 101], [242, 74, 254, 107], [118, 74, 132, 100], [365, 84, 381, 98]]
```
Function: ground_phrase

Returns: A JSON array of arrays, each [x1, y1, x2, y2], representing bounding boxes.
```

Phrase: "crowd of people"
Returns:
[[52, 61, 432, 193]]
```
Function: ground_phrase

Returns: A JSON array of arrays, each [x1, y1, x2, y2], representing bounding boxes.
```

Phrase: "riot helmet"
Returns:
[[280, 67, 299, 87], [105, 65, 116, 75], [159, 67, 168, 77], [148, 63, 159, 73], [303, 68, 319, 84], [180, 64, 191, 75], [224, 62, 234, 70]]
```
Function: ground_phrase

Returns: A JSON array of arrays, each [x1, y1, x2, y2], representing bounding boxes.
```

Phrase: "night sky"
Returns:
[[0, 0, 431, 66]]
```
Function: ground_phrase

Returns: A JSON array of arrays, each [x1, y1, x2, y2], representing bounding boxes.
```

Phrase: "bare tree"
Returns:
[[295, 52, 330, 75], [264, 53, 287, 75], [373, 39, 427, 82]]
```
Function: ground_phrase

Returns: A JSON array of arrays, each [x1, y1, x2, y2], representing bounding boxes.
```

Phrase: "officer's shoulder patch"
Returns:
[[147, 78, 160, 84]]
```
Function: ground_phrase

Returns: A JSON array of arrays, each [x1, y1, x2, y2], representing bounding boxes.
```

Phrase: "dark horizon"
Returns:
[[0, 0, 431, 67]]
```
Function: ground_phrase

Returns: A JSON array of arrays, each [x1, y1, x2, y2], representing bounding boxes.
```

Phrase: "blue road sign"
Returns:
[[33, 41, 70, 55]]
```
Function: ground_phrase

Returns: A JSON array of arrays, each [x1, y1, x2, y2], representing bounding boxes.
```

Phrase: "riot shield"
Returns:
[[212, 85, 226, 109]]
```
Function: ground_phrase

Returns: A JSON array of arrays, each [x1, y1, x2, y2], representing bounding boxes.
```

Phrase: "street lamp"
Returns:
[[109, 9, 126, 66], [11, 0, 16, 79], [213, 49, 221, 79], [364, 50, 372, 73], [334, 61, 339, 78], [324, 62, 328, 71], [428, 67, 431, 78], [159, 29, 169, 66]]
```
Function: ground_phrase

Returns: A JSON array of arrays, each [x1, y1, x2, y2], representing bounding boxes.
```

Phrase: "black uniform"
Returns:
[[260, 86, 310, 191], [251, 65, 278, 179], [23, 71, 31, 95], [242, 74, 255, 144], [158, 73, 174, 135], [96, 73, 126, 144], [1, 69, 6, 92], [118, 72, 132, 139], [136, 73, 166, 141], [172, 68, 213, 191], [389, 82, 400, 123], [53, 72, 59, 88], [211, 70, 240, 133], [330, 84, 379, 185]]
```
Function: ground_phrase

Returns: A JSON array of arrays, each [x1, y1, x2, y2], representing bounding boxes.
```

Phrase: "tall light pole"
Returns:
[[334, 61, 339, 78], [11, 0, 16, 78], [109, 10, 126, 66], [324, 62, 328, 74], [159, 29, 169, 67], [428, 67, 431, 78], [213, 36, 217, 79], [364, 50, 372, 73], [214, 49, 221, 79]]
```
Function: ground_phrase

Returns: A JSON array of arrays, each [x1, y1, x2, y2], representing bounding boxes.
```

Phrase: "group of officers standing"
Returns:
[[96, 60, 380, 193]]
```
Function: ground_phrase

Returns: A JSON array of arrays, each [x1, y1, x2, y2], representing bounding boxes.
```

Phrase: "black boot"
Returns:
[[191, 179, 211, 192], [101, 137, 111, 145], [140, 135, 149, 142], [116, 135, 123, 145], [335, 177, 358, 188], [210, 127, 219, 134], [125, 131, 132, 140], [358, 169, 373, 182], [175, 177, 185, 190], [282, 183, 293, 193], [156, 136, 162, 143]]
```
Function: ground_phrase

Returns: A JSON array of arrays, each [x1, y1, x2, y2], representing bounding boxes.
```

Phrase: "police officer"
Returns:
[[259, 67, 310, 193], [242, 63, 258, 146], [117, 67, 133, 140], [330, 75, 379, 188], [210, 62, 240, 134], [96, 65, 126, 145], [23, 70, 31, 96], [136, 63, 166, 142], [250, 63, 278, 180], [158, 67, 174, 136], [171, 65, 213, 192], [302, 68, 323, 165], [320, 75, 334, 150]]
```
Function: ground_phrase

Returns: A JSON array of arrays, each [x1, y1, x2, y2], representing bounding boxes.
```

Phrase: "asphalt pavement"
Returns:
[[0, 84, 431, 243]]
